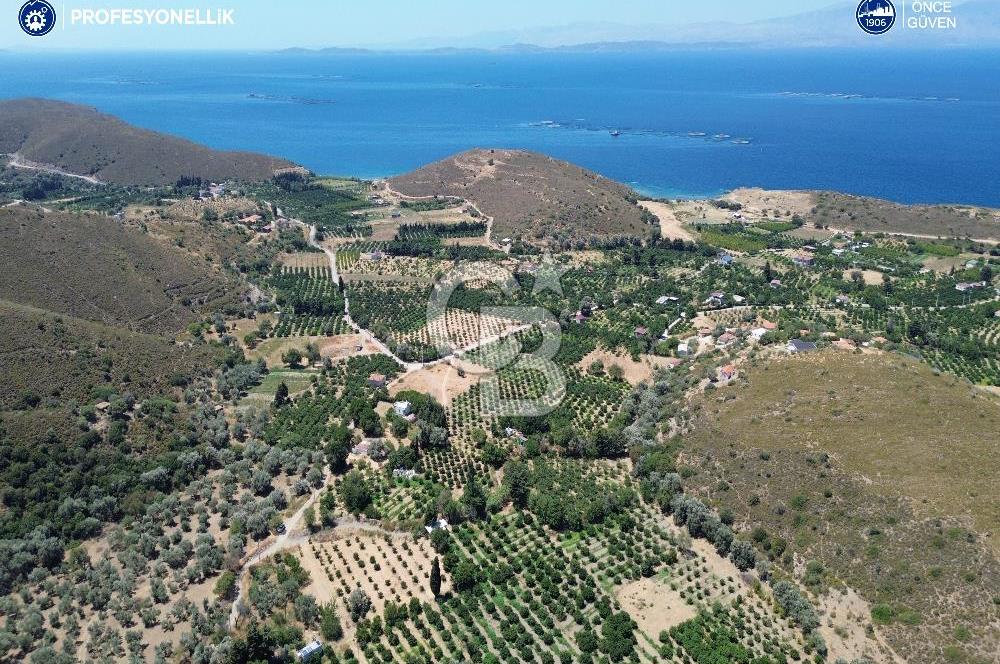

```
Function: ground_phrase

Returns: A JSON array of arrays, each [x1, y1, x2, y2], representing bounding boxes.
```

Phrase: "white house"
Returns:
[[425, 518, 450, 534], [677, 342, 690, 357], [393, 400, 412, 417], [296, 640, 323, 662]]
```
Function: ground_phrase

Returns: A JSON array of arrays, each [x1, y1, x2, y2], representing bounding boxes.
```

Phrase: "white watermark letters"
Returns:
[[69, 8, 234, 26]]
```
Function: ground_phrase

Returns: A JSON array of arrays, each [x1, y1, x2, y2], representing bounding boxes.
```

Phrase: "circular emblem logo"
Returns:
[[18, 0, 56, 37], [856, 0, 896, 34]]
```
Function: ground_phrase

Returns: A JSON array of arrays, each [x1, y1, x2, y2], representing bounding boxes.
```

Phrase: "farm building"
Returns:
[[717, 332, 737, 347], [425, 518, 450, 534], [296, 640, 322, 661], [787, 339, 817, 353]]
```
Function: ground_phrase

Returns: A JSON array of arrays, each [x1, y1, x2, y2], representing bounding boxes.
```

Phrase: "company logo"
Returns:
[[857, 0, 896, 34], [19, 0, 56, 36]]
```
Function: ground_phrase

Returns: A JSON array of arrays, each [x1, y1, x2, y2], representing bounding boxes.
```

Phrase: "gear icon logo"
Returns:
[[18, 0, 56, 37]]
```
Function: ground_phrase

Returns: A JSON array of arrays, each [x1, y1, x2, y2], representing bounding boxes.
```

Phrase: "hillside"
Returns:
[[0, 299, 220, 411], [389, 148, 655, 246], [0, 205, 242, 335], [726, 188, 1000, 241], [685, 352, 1000, 663], [0, 98, 295, 185]]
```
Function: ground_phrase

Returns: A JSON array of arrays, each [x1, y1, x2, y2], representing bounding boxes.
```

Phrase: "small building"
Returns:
[[367, 373, 387, 388], [676, 342, 690, 357], [95, 401, 111, 412], [634, 326, 648, 338], [787, 339, 817, 353], [718, 253, 734, 266], [703, 291, 725, 307], [732, 294, 746, 304], [393, 401, 412, 417], [719, 364, 736, 381], [832, 339, 856, 351], [835, 294, 851, 305], [504, 426, 527, 441], [296, 640, 323, 662], [425, 518, 450, 534], [574, 311, 587, 324], [393, 468, 418, 480], [717, 332, 737, 347], [750, 327, 768, 341], [769, 279, 782, 288], [955, 281, 986, 292], [760, 319, 778, 330]]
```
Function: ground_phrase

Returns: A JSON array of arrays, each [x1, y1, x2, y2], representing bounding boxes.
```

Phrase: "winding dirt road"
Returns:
[[4, 152, 104, 185]]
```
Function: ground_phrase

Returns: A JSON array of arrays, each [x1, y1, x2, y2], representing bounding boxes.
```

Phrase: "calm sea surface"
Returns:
[[1, 49, 998, 205]]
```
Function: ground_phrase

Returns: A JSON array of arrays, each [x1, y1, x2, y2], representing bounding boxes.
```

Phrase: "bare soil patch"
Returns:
[[842, 268, 885, 286], [616, 577, 696, 636], [577, 349, 676, 385], [390, 359, 484, 406], [638, 201, 695, 241], [724, 188, 817, 218]]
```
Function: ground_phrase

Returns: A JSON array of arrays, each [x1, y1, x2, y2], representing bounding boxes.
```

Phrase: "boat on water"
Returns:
[[610, 130, 621, 137], [732, 139, 751, 145], [688, 131, 707, 137]]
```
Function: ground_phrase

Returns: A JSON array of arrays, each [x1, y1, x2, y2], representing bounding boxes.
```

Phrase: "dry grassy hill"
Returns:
[[0, 206, 242, 335], [684, 351, 1000, 664], [0, 98, 295, 185], [0, 299, 219, 411], [725, 187, 1000, 241], [390, 148, 655, 246]]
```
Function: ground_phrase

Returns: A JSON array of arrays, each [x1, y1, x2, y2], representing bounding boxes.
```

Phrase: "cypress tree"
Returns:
[[274, 381, 289, 407], [430, 556, 441, 598]]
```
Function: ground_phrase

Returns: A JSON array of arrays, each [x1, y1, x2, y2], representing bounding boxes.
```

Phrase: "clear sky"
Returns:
[[2, 0, 844, 51]]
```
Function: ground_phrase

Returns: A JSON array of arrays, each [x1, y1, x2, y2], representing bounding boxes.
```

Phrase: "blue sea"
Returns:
[[1, 49, 998, 205]]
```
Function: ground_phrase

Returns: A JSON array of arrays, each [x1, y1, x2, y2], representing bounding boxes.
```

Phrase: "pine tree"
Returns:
[[430, 556, 441, 598]]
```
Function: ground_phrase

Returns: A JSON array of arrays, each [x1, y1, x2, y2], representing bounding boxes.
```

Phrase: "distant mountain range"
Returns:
[[279, 1, 999, 53]]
